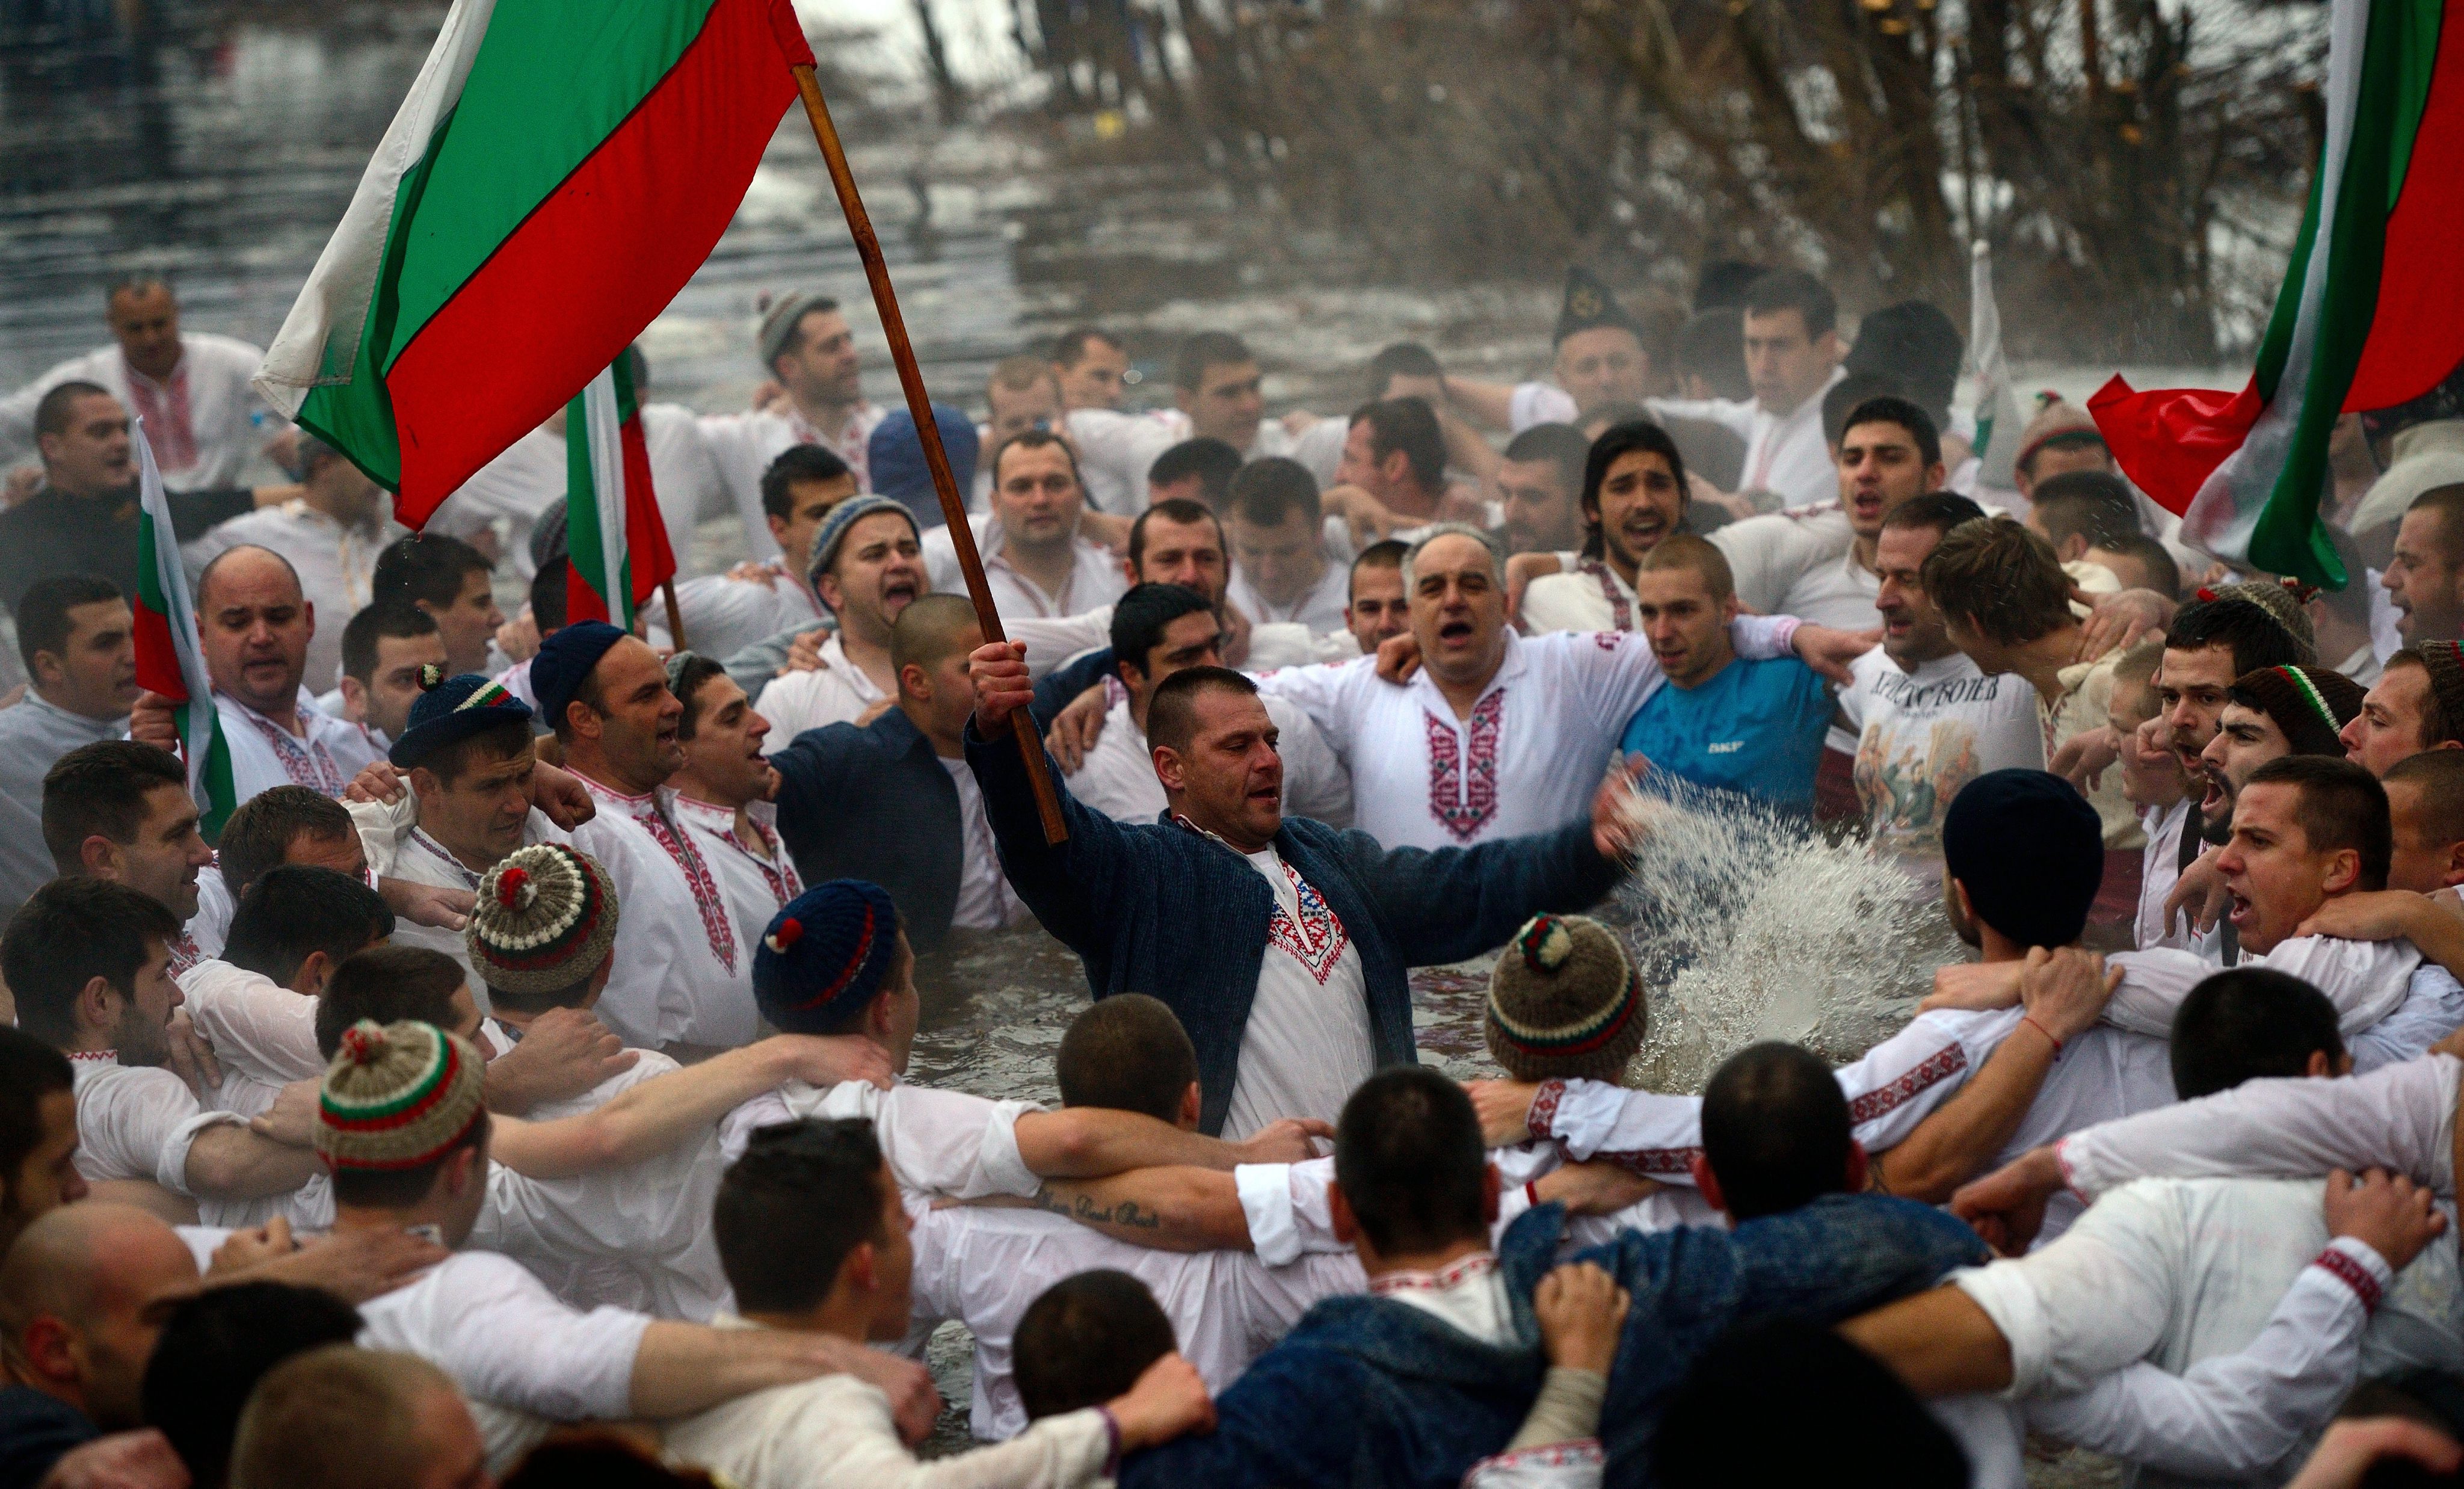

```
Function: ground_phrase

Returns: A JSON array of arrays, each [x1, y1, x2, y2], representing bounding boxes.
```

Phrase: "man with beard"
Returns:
[[2382, 485, 2464, 644], [756, 496, 927, 744], [2342, 641, 2464, 776], [1519, 422, 1691, 635], [185, 546, 383, 802], [667, 655, 803, 958], [1830, 496, 2040, 865], [327, 602, 446, 750], [0, 578, 138, 923], [2191, 667, 2367, 847], [1495, 424, 1592, 557]]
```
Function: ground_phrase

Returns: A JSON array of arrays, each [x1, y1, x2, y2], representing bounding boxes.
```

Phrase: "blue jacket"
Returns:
[[965, 722, 1625, 1134], [1118, 1194, 1988, 1489], [770, 708, 964, 950]]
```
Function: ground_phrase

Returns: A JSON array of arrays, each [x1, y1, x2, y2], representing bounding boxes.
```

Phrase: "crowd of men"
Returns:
[[7, 254, 2464, 1488]]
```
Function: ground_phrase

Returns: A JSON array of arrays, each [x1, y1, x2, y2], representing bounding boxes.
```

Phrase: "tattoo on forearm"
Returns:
[[1031, 1185, 1162, 1230]]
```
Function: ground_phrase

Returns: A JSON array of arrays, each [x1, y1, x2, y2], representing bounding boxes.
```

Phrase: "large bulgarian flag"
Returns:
[[565, 354, 679, 632], [130, 419, 238, 842], [253, 0, 813, 525], [2088, 0, 2464, 587]]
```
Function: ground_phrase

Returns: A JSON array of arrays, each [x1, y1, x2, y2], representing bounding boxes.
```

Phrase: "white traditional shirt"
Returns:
[[1520, 560, 1637, 637], [216, 687, 383, 804], [1649, 369, 1844, 509], [1372, 1251, 1518, 1346], [349, 793, 566, 1007], [673, 795, 804, 957], [2104, 937, 2464, 1074], [662, 561, 825, 666], [1509, 382, 1580, 432], [567, 773, 755, 1051], [756, 632, 887, 752], [68, 1050, 202, 1192], [190, 501, 399, 692], [701, 401, 889, 553], [904, 1197, 1363, 1441], [1213, 835, 1375, 1140], [1065, 408, 1346, 514], [664, 1313, 1116, 1489], [641, 404, 734, 575], [1068, 692, 1352, 828], [2136, 800, 2225, 959], [940, 759, 1030, 931], [469, 1047, 733, 1321], [0, 691, 126, 922], [0, 334, 281, 491], [1255, 621, 1799, 851], [1708, 506, 1882, 629], [430, 405, 742, 581], [1227, 560, 1351, 637], [717, 1078, 1039, 1198], [922, 514, 1127, 621], [1833, 647, 2044, 863]]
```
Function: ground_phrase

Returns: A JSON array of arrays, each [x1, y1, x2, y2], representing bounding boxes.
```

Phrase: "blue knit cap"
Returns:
[[805, 495, 921, 602], [753, 880, 904, 1032], [528, 620, 628, 730], [387, 671, 534, 769], [1942, 769, 2104, 949], [867, 405, 978, 531]]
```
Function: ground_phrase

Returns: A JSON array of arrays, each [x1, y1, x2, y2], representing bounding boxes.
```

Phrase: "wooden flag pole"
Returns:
[[661, 577, 688, 652], [787, 63, 1068, 845]]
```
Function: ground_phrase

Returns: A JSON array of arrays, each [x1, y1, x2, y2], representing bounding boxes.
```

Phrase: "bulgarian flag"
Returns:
[[130, 419, 238, 841], [253, 0, 813, 525], [2089, 0, 2464, 587], [565, 355, 679, 632]]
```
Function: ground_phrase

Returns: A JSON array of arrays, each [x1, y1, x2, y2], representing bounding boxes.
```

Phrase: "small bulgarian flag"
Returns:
[[252, 0, 813, 524], [2089, 0, 2464, 587], [131, 418, 238, 841], [565, 355, 679, 632]]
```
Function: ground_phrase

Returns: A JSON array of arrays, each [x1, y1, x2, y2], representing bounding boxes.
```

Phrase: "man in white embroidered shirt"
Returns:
[[756, 494, 924, 746], [668, 654, 803, 951], [923, 430, 1126, 622], [529, 620, 755, 1059], [1223, 458, 1351, 637], [1645, 267, 1844, 511], [182, 544, 382, 801]]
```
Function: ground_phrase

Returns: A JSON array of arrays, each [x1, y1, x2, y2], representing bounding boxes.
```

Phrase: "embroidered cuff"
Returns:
[[2312, 1236, 2395, 1314], [1527, 1079, 1567, 1142]]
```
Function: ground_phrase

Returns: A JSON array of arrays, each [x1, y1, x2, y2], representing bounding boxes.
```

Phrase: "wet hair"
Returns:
[[1674, 311, 1749, 402], [420, 717, 534, 789], [1367, 342, 1443, 396], [339, 601, 437, 688], [715, 1117, 889, 1312], [1227, 456, 1322, 530], [529, 556, 570, 635], [2245, 754, 2391, 892], [224, 867, 393, 990], [671, 654, 733, 741], [889, 593, 979, 686], [15, 574, 123, 679], [143, 1283, 363, 1489], [327, 1103, 490, 1212], [2093, 532, 2182, 600], [1502, 422, 1590, 499], [1635, 533, 1736, 603], [372, 534, 490, 611], [1351, 538, 1408, 586], [1146, 665, 1259, 757], [1173, 331, 1254, 392], [1349, 397, 1446, 493], [1880, 493, 1986, 541], [1921, 519, 2073, 647], [1652, 1316, 1968, 1489], [1056, 994, 1200, 1124], [2168, 595, 2311, 675], [2, 878, 179, 1047], [217, 787, 356, 903], [1581, 420, 1690, 528], [318, 948, 470, 1058], [1820, 373, 1905, 450], [1333, 1065, 1487, 1254], [759, 444, 855, 522], [1145, 438, 1242, 508], [1700, 1041, 1853, 1221], [989, 426, 1085, 494], [1109, 584, 1216, 682], [41, 740, 187, 875], [0, 1029, 74, 1225], [1742, 268, 1837, 339], [2388, 749, 2464, 850], [2169, 968, 2345, 1100], [1051, 326, 1123, 369], [1129, 498, 1223, 572], [33, 380, 112, 440], [1838, 394, 1942, 472], [2031, 470, 2143, 550], [1014, 1271, 1178, 1422]]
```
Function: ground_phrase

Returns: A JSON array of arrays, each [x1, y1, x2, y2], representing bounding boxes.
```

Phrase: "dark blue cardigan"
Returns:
[[964, 721, 1626, 1134], [770, 708, 964, 951]]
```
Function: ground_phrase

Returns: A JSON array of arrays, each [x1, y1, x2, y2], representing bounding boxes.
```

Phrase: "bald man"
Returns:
[[187, 544, 382, 800], [0, 1203, 200, 1452], [769, 593, 1027, 949]]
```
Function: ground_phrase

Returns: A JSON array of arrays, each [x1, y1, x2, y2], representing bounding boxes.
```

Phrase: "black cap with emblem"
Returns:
[[1554, 267, 1643, 346]]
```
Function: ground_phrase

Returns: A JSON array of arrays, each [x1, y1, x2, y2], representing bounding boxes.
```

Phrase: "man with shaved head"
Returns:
[[179, 544, 383, 801], [0, 1203, 201, 1472]]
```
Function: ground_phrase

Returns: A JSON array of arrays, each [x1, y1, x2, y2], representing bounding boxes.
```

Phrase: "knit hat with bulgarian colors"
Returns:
[[753, 880, 903, 1034], [1483, 913, 1647, 1085], [466, 844, 621, 999], [315, 1019, 487, 1173]]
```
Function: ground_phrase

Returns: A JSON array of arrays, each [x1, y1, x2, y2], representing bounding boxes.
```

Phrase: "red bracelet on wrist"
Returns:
[[2021, 1014, 2063, 1055]]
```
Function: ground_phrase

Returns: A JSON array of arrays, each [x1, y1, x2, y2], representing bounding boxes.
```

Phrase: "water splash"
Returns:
[[1609, 778, 1965, 1094]]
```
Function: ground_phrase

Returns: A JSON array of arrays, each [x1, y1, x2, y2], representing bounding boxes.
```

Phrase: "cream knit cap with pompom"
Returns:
[[1483, 913, 1647, 1086]]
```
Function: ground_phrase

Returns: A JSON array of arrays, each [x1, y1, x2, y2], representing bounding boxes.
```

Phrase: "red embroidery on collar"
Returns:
[[1578, 560, 1633, 632], [1263, 861, 1349, 984], [165, 931, 202, 978], [588, 781, 739, 973], [236, 708, 345, 795], [1369, 1253, 1498, 1295], [1426, 691, 1504, 843]]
